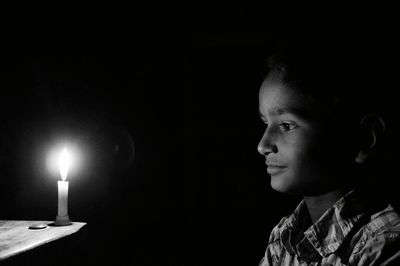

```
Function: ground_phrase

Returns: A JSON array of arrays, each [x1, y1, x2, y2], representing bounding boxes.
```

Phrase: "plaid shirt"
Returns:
[[260, 190, 400, 266]]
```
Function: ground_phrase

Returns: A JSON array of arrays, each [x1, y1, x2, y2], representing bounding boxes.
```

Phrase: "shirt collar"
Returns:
[[279, 190, 368, 262]]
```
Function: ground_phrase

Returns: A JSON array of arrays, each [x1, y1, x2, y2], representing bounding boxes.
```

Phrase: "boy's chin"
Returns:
[[270, 178, 302, 195], [270, 178, 339, 196]]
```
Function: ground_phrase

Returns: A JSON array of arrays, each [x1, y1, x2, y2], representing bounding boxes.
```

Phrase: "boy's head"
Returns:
[[257, 42, 386, 196]]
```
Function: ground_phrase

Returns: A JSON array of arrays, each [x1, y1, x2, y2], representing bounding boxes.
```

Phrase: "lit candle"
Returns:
[[55, 147, 72, 226]]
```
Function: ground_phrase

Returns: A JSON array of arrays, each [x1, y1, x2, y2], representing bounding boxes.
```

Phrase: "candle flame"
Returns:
[[58, 147, 72, 181]]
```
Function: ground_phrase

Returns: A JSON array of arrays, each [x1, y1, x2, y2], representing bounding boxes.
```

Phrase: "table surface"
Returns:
[[0, 220, 86, 260]]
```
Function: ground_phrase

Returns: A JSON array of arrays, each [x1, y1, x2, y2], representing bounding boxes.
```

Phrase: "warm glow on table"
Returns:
[[0, 220, 86, 260]]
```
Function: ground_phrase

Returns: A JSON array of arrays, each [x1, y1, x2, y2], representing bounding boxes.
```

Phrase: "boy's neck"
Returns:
[[303, 189, 348, 224]]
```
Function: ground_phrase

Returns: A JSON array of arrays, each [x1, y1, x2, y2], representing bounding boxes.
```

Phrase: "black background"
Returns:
[[0, 30, 398, 265]]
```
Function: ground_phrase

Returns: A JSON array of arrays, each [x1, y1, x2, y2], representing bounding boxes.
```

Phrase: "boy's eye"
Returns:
[[279, 122, 297, 132]]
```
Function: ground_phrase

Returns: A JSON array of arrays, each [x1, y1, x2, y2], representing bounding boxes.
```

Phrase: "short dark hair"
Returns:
[[263, 41, 381, 125]]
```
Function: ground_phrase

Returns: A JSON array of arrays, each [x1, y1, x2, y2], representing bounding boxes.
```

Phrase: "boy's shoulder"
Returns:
[[366, 204, 400, 234], [354, 204, 400, 251], [348, 204, 400, 265], [267, 197, 400, 246], [264, 193, 400, 265]]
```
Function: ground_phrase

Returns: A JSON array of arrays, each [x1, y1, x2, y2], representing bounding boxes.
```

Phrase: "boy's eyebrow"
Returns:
[[259, 107, 312, 119], [269, 107, 303, 116], [270, 107, 289, 116], [258, 108, 293, 119]]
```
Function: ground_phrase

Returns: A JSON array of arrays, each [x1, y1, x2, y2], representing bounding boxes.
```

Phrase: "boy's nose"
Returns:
[[257, 131, 277, 156]]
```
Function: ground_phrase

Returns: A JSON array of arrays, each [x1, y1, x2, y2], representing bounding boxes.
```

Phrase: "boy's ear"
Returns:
[[355, 114, 386, 164]]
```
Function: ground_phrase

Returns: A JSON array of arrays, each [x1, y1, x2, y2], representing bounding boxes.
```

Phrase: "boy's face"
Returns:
[[258, 76, 347, 196]]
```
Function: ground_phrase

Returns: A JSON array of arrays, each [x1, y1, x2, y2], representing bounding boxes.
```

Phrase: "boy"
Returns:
[[257, 42, 400, 265]]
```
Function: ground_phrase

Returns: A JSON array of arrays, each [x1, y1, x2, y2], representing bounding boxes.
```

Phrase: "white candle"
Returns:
[[55, 147, 72, 226], [57, 180, 69, 217]]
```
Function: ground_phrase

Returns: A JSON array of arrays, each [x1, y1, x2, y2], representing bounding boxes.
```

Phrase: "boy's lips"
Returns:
[[265, 160, 286, 167], [267, 165, 286, 175], [265, 161, 287, 175]]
